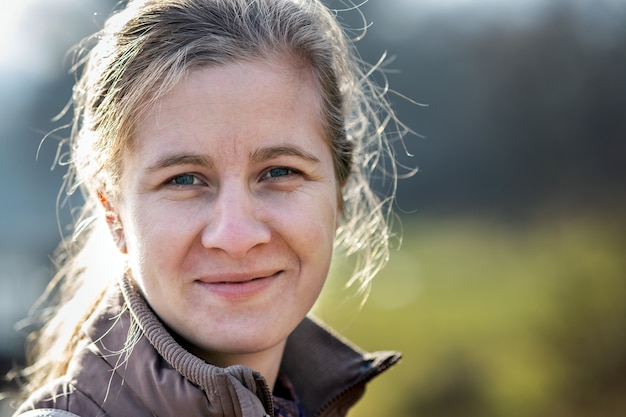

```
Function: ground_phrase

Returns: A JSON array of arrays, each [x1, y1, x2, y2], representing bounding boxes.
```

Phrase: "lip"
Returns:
[[194, 271, 282, 300]]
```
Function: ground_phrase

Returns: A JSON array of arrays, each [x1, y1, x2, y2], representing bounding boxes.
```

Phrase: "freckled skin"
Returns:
[[112, 59, 339, 386]]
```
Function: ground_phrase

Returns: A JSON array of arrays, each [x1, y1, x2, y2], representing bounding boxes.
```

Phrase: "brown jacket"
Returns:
[[15, 279, 400, 417]]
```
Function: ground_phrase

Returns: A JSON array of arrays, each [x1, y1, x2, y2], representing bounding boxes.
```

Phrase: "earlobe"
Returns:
[[98, 192, 127, 253]]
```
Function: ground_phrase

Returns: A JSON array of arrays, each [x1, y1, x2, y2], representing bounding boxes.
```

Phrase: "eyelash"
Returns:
[[261, 166, 300, 181], [166, 166, 301, 188], [168, 173, 204, 187]]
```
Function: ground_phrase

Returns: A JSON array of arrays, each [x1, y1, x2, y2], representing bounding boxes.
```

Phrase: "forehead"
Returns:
[[136, 58, 319, 129], [126, 58, 329, 166], [146, 55, 319, 110]]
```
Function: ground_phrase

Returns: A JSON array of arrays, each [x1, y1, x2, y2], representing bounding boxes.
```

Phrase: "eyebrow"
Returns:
[[250, 145, 320, 164], [146, 154, 214, 172], [146, 145, 320, 172]]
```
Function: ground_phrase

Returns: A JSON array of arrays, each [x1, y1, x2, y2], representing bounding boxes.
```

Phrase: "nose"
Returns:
[[200, 185, 271, 258]]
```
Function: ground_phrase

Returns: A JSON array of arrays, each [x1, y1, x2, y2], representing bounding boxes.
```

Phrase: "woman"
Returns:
[[13, 0, 408, 416]]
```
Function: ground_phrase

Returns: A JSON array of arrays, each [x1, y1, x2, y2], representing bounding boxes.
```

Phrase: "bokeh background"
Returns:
[[1, 0, 625, 416]]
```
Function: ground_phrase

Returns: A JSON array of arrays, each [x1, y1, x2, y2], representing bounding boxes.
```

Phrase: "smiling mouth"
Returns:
[[210, 270, 283, 284], [218, 276, 267, 284], [195, 271, 282, 298], [196, 271, 283, 303]]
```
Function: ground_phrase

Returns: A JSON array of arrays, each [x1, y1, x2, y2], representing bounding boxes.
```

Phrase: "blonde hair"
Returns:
[[17, 0, 410, 399]]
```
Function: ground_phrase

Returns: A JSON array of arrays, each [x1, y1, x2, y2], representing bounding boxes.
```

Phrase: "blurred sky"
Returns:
[[1, 0, 625, 357]]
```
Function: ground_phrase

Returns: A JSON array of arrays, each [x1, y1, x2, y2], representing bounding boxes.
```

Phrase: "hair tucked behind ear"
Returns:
[[13, 0, 412, 401]]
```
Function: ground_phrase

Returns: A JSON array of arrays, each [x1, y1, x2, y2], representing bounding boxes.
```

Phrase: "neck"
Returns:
[[120, 276, 285, 391], [183, 339, 287, 390]]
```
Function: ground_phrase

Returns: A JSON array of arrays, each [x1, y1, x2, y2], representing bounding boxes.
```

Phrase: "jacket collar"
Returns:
[[282, 317, 401, 417], [83, 277, 400, 417]]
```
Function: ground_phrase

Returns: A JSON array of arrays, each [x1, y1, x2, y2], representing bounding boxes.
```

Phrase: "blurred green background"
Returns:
[[315, 214, 626, 417], [1, 0, 625, 416]]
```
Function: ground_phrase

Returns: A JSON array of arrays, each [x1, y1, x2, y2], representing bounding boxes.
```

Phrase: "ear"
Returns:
[[98, 192, 127, 253]]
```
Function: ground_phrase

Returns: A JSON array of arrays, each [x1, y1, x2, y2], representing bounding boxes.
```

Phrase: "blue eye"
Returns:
[[267, 167, 291, 178], [171, 174, 197, 186]]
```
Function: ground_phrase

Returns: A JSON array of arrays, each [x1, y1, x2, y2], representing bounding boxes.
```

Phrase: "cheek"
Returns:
[[283, 193, 338, 262], [122, 200, 195, 268]]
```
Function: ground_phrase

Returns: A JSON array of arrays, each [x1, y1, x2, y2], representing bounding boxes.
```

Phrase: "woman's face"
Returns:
[[114, 59, 339, 369]]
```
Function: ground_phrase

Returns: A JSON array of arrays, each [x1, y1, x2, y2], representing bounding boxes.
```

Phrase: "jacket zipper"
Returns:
[[256, 373, 275, 417]]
